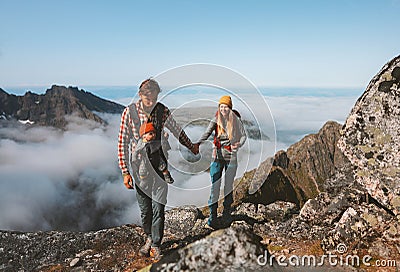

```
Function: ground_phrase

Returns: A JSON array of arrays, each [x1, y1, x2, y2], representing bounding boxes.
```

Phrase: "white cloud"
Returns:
[[266, 95, 357, 146], [0, 114, 138, 231]]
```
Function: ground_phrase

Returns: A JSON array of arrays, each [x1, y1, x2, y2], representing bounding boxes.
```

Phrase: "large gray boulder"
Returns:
[[338, 55, 400, 216], [152, 221, 282, 272], [321, 203, 398, 258]]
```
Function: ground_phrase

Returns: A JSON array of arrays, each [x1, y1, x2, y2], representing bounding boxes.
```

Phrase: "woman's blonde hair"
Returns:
[[216, 106, 234, 140]]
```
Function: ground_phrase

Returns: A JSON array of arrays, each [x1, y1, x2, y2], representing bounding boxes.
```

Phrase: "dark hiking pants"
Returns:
[[135, 177, 168, 247]]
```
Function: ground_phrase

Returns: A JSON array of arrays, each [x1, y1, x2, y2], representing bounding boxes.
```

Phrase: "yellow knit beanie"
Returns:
[[219, 95, 232, 109]]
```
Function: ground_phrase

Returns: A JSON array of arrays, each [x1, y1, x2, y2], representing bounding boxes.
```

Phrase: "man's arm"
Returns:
[[118, 107, 134, 189], [163, 107, 195, 152], [118, 107, 131, 175]]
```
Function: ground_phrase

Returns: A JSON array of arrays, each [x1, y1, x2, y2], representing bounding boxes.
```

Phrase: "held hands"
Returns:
[[191, 143, 200, 155], [231, 142, 240, 151], [123, 174, 134, 190]]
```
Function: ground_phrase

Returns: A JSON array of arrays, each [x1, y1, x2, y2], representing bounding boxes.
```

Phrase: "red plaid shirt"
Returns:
[[118, 100, 194, 175]]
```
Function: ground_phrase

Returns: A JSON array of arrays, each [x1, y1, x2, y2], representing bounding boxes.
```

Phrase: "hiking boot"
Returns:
[[205, 221, 216, 230], [222, 210, 233, 222], [150, 246, 162, 261], [163, 172, 174, 184], [206, 217, 219, 229], [138, 238, 152, 257]]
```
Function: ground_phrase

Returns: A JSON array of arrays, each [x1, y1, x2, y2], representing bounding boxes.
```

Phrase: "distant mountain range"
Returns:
[[0, 85, 125, 128], [0, 85, 269, 139]]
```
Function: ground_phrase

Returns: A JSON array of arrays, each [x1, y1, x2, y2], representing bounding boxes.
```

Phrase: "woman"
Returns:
[[197, 95, 247, 228]]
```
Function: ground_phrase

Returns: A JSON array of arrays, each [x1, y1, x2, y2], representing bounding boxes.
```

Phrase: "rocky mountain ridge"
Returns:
[[0, 85, 125, 128], [230, 120, 350, 210]]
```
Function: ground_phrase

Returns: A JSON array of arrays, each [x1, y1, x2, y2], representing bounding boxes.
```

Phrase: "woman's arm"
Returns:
[[197, 117, 217, 143], [231, 116, 247, 149], [238, 118, 247, 147]]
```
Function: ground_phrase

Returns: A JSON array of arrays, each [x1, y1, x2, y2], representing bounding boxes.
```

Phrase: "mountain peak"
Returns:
[[46, 84, 80, 94], [0, 85, 125, 128]]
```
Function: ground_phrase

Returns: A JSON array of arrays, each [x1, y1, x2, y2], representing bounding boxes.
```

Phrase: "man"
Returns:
[[118, 78, 198, 260]]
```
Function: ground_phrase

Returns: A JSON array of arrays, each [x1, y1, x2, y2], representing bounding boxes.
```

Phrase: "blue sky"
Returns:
[[1, 0, 399, 88]]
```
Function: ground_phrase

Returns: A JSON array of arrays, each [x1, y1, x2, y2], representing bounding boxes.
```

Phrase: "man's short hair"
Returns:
[[139, 78, 161, 94]]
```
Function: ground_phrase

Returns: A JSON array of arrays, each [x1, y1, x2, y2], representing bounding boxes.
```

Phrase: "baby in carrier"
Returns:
[[132, 122, 174, 184]]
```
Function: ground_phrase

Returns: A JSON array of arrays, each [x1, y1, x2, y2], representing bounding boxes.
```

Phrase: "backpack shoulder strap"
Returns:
[[232, 109, 244, 139], [232, 109, 241, 118], [156, 102, 166, 117], [153, 103, 171, 151], [149, 102, 166, 139], [128, 103, 140, 144]]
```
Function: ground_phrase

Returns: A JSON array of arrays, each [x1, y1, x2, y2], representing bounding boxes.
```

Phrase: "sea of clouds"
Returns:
[[0, 89, 360, 232], [0, 113, 139, 231]]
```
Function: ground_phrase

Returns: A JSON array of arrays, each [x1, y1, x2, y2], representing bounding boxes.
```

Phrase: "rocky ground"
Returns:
[[0, 206, 208, 271]]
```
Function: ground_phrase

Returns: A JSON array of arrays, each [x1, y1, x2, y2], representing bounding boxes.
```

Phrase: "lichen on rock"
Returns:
[[339, 55, 400, 216]]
